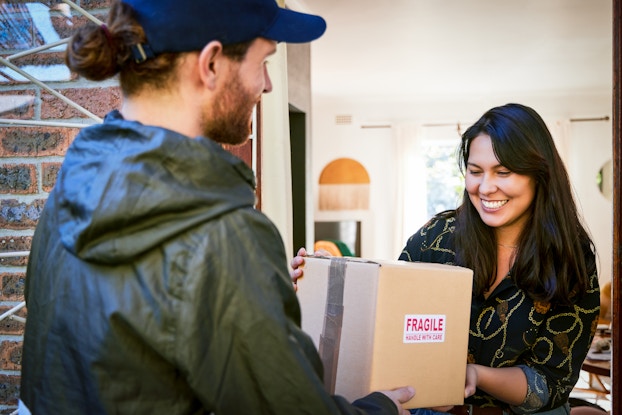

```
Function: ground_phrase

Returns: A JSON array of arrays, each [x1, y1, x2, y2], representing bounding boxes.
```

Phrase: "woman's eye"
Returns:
[[498, 171, 511, 176]]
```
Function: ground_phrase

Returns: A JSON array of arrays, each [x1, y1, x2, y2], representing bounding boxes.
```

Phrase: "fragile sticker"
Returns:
[[403, 314, 446, 343]]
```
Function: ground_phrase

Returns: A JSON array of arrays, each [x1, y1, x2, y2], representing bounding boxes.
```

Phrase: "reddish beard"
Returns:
[[201, 73, 256, 146]]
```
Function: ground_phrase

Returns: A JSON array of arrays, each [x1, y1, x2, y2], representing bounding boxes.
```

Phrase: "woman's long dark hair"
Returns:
[[453, 103, 596, 305]]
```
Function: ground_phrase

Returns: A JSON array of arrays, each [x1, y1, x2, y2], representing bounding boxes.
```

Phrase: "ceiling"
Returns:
[[290, 0, 613, 105]]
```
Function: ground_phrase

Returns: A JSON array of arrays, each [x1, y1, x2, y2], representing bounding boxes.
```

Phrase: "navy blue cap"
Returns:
[[122, 0, 327, 55]]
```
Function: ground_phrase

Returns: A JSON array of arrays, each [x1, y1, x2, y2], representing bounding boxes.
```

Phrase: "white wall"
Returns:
[[567, 120, 613, 284], [262, 42, 294, 262], [309, 94, 613, 284]]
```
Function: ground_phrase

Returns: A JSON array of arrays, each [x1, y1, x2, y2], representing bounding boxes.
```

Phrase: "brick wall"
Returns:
[[0, 1, 114, 412]]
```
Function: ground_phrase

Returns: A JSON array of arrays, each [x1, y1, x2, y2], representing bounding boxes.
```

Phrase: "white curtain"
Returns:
[[548, 118, 579, 208], [393, 123, 427, 256], [548, 119, 571, 168]]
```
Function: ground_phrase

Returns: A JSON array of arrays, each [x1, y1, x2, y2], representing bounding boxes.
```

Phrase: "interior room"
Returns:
[[289, 0, 615, 410], [292, 0, 613, 264]]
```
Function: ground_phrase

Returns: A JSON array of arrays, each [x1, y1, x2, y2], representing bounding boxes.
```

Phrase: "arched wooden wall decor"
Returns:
[[319, 157, 370, 210]]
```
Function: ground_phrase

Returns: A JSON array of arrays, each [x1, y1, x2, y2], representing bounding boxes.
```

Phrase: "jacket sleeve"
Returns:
[[172, 209, 399, 415]]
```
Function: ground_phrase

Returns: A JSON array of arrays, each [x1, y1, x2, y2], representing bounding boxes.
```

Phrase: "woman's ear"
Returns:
[[197, 41, 224, 90]]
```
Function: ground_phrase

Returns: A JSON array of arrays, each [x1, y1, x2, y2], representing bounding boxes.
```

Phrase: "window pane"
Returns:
[[424, 142, 464, 217]]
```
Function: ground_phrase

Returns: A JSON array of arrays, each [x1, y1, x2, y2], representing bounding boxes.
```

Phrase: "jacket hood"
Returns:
[[54, 110, 256, 264]]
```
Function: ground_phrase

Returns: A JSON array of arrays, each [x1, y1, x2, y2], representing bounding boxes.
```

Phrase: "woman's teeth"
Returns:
[[482, 200, 508, 209]]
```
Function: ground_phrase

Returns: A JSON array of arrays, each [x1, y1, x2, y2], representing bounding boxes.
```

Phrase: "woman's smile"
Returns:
[[480, 199, 508, 210]]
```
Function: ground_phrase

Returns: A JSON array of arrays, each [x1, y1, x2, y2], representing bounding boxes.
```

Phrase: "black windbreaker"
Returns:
[[20, 110, 398, 415]]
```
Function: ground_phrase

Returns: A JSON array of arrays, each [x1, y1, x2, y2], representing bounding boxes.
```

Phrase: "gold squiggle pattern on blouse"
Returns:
[[471, 289, 530, 367], [408, 217, 456, 258]]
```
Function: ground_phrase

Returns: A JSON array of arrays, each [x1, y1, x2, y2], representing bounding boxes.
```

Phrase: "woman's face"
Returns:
[[465, 134, 536, 236]]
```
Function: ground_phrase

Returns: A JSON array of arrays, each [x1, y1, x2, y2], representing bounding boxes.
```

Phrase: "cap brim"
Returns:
[[262, 8, 327, 43]]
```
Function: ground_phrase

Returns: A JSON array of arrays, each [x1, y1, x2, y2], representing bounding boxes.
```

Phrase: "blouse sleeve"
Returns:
[[510, 365, 550, 414], [514, 271, 601, 412], [398, 214, 457, 264]]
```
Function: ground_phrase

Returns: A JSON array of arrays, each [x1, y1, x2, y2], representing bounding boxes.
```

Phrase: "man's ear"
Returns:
[[197, 41, 224, 90]]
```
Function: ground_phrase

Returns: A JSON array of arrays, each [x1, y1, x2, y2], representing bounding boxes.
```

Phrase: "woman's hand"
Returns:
[[465, 363, 478, 398]]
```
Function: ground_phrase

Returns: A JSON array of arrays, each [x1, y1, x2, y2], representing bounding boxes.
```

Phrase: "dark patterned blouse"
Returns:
[[398, 212, 600, 413]]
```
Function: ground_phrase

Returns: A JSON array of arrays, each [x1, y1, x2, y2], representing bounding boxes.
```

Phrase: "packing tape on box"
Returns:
[[318, 257, 347, 393]]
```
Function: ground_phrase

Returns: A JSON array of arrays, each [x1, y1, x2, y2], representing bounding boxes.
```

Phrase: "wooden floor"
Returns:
[[570, 369, 612, 413]]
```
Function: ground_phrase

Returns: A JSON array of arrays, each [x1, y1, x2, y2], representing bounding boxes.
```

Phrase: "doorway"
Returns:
[[290, 106, 306, 257]]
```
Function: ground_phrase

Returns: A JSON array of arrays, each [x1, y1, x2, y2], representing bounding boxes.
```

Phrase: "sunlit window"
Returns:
[[422, 131, 464, 217]]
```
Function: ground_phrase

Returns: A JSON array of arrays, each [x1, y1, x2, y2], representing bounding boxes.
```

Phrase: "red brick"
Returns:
[[0, 374, 20, 405], [0, 321, 24, 341], [0, 255, 28, 268], [0, 236, 31, 268], [6, 51, 66, 67], [0, 308, 27, 335], [41, 86, 121, 119], [4, 51, 78, 85], [0, 51, 74, 85], [0, 342, 22, 371], [0, 164, 37, 194], [0, 90, 35, 119], [42, 162, 62, 193], [49, 15, 79, 41], [80, 0, 113, 10], [52, 12, 110, 40], [0, 199, 46, 230], [0, 273, 25, 302], [0, 126, 77, 157]]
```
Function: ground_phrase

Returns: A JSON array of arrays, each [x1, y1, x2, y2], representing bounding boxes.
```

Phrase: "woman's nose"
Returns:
[[478, 174, 497, 194]]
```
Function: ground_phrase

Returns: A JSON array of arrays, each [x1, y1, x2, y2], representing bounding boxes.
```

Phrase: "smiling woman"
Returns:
[[296, 1, 619, 410], [400, 103, 600, 415]]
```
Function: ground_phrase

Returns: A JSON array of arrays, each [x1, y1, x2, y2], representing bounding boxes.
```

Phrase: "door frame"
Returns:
[[611, 1, 620, 414]]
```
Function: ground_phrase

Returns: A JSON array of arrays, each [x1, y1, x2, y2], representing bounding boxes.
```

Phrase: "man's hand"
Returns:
[[290, 247, 331, 291], [290, 247, 308, 291], [379, 386, 416, 415]]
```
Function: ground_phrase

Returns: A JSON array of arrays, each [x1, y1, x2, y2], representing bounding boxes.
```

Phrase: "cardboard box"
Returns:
[[297, 256, 473, 409]]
